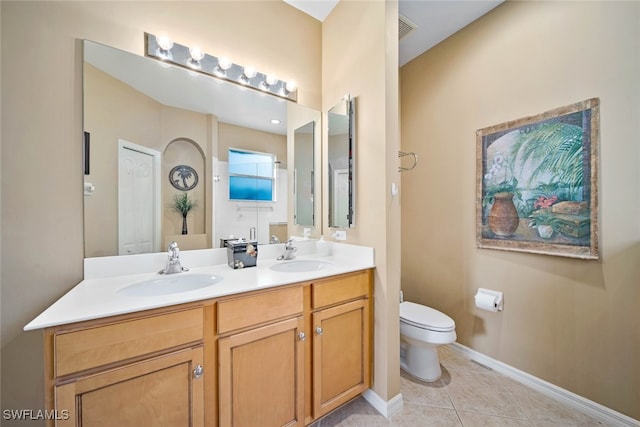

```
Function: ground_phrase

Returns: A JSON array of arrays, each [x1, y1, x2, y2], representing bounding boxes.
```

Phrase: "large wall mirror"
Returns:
[[83, 40, 320, 258], [327, 95, 355, 228]]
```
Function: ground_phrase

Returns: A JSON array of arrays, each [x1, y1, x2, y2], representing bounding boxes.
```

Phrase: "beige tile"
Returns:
[[457, 411, 534, 426], [439, 345, 495, 374], [315, 346, 607, 426], [389, 403, 462, 427], [446, 369, 528, 419], [400, 369, 455, 409], [318, 397, 389, 427], [502, 381, 606, 426]]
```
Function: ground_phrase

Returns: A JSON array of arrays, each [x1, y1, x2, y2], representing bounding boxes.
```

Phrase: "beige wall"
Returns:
[[401, 1, 640, 420], [1, 1, 320, 421], [323, 0, 401, 402], [218, 123, 287, 166]]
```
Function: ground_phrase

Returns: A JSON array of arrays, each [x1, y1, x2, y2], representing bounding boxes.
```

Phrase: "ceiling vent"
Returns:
[[399, 13, 418, 40]]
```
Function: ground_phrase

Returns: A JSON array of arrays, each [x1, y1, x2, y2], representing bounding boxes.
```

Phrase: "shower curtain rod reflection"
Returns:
[[236, 204, 274, 211]]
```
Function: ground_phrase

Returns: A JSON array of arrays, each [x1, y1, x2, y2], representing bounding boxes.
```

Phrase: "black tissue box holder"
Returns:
[[226, 239, 258, 269]]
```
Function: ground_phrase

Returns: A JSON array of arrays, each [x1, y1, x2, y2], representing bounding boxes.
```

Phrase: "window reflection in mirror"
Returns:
[[228, 148, 277, 202], [328, 96, 355, 228], [294, 122, 315, 227]]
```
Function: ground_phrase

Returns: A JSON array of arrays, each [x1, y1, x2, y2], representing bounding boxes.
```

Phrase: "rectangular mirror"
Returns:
[[83, 40, 319, 257], [294, 121, 315, 226], [328, 95, 355, 228]]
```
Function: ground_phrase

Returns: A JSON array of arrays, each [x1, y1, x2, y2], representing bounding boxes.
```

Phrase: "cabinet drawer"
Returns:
[[217, 286, 303, 334], [55, 308, 204, 377], [312, 270, 370, 309]]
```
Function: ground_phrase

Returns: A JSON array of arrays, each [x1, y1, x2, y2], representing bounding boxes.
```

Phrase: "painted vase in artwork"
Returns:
[[488, 192, 519, 236]]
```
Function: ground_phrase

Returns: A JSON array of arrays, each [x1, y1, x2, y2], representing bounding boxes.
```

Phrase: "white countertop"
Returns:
[[24, 241, 375, 331]]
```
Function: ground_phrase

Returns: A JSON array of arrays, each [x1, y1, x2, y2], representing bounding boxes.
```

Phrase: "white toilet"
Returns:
[[400, 301, 456, 382]]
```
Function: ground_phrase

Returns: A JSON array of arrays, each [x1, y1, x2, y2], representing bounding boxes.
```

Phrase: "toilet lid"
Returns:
[[400, 302, 455, 332]]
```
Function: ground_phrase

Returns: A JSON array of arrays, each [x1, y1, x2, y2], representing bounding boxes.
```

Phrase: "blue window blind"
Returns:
[[228, 148, 275, 201]]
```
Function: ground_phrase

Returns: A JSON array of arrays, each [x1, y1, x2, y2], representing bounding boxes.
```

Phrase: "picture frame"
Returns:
[[476, 98, 600, 260]]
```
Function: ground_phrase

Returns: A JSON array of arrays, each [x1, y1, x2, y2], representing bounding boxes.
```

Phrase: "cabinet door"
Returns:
[[55, 346, 204, 427], [219, 316, 305, 427], [312, 298, 370, 418]]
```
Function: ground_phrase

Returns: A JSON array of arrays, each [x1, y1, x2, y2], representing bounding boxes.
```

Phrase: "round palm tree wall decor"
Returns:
[[169, 165, 199, 191]]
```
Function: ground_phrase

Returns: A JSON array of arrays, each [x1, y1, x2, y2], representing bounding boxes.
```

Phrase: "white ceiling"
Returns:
[[285, 0, 503, 66], [283, 0, 339, 22]]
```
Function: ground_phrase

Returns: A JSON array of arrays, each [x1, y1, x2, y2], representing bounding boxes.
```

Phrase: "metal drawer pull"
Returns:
[[315, 326, 323, 336], [298, 331, 306, 341]]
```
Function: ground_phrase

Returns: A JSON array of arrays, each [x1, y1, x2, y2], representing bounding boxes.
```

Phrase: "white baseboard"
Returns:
[[362, 389, 403, 418], [450, 342, 640, 427]]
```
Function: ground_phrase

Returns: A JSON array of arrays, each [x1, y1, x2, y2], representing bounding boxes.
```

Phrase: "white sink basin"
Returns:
[[117, 273, 223, 297], [270, 260, 333, 273]]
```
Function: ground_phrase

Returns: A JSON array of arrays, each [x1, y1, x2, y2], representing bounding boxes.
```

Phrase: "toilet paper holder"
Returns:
[[474, 288, 504, 312]]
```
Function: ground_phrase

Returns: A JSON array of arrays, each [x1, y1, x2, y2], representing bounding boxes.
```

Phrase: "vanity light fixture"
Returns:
[[144, 32, 298, 102], [270, 119, 281, 125]]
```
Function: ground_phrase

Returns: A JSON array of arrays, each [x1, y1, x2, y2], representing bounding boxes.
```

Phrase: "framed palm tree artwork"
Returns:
[[476, 98, 600, 259]]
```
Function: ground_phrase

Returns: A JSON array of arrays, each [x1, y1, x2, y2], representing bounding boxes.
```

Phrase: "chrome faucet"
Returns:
[[277, 239, 297, 260], [159, 241, 188, 274]]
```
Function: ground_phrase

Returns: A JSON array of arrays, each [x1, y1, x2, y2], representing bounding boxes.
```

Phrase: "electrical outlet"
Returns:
[[333, 230, 347, 241]]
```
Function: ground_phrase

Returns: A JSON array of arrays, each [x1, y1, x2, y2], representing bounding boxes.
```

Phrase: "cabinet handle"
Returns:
[[298, 331, 306, 341], [193, 364, 204, 379], [315, 326, 323, 336]]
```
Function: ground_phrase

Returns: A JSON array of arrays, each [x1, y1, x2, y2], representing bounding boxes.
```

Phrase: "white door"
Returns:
[[118, 140, 161, 255], [333, 169, 350, 228]]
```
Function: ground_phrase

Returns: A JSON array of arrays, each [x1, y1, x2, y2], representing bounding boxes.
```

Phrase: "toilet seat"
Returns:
[[400, 302, 455, 332]]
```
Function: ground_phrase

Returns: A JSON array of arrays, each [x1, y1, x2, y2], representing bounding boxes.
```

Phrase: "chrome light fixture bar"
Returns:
[[144, 33, 297, 102]]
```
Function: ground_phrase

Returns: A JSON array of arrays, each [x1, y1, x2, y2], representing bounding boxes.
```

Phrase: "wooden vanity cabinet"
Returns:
[[310, 270, 372, 419], [42, 269, 372, 427], [44, 305, 210, 427], [215, 271, 372, 426], [217, 286, 306, 427]]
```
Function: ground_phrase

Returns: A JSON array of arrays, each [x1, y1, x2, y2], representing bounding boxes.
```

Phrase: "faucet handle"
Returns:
[[167, 241, 180, 260]]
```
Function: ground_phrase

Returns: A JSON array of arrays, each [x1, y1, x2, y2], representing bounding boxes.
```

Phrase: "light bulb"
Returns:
[[187, 46, 204, 69], [243, 66, 257, 79], [285, 80, 297, 93], [156, 34, 174, 51], [265, 75, 277, 86], [189, 46, 205, 62], [218, 57, 232, 71]]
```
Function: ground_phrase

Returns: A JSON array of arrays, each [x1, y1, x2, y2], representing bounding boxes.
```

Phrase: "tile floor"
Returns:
[[312, 345, 607, 426]]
